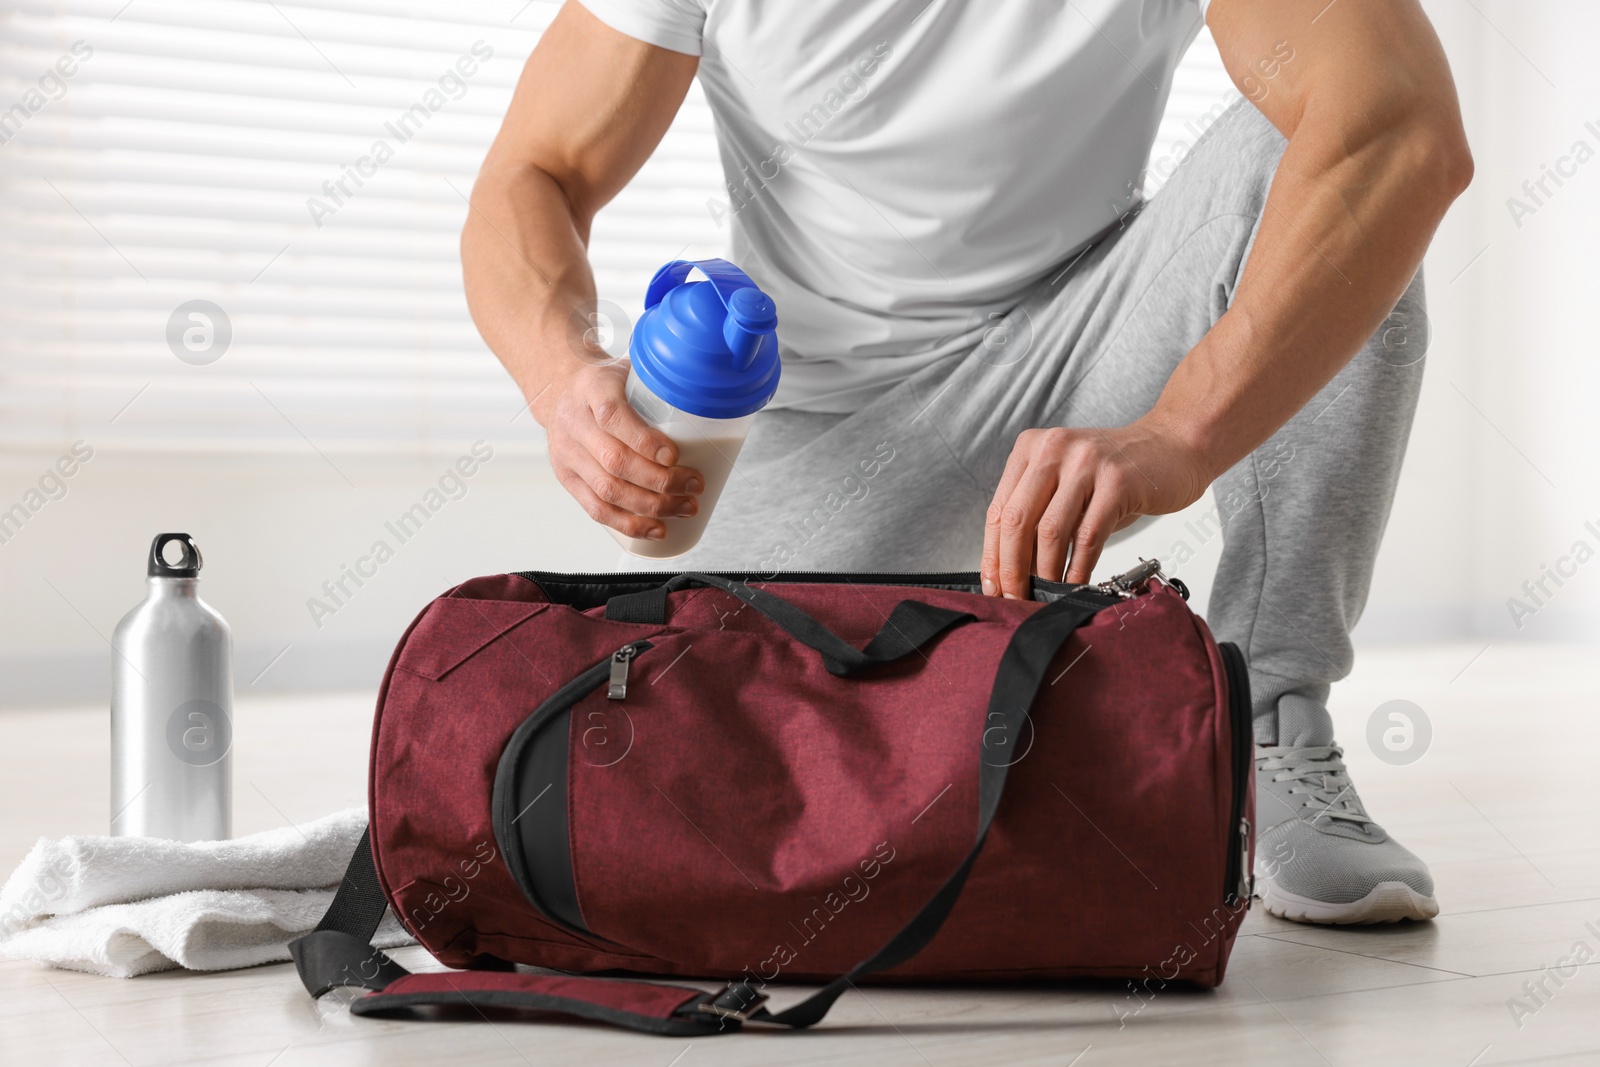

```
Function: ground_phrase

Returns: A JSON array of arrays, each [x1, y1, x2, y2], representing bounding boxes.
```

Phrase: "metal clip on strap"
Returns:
[[696, 982, 769, 1021]]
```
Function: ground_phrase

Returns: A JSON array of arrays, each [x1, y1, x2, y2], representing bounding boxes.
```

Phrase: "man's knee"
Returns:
[[1201, 99, 1286, 177], [1160, 99, 1285, 219], [1137, 100, 1286, 295]]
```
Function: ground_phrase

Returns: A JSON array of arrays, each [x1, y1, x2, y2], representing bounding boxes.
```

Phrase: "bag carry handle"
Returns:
[[604, 573, 975, 677], [291, 591, 1109, 1034]]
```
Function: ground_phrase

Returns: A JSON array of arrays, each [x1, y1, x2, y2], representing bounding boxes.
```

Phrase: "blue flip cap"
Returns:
[[628, 258, 781, 420]]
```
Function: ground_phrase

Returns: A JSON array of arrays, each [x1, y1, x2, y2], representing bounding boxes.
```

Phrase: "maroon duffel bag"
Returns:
[[292, 560, 1254, 1035]]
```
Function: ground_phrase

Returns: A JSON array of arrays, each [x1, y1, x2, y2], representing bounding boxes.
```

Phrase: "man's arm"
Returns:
[[462, 3, 704, 542], [980, 0, 1473, 596]]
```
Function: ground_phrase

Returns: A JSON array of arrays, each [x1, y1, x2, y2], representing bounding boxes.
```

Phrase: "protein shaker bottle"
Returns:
[[611, 258, 780, 559], [110, 533, 233, 841]]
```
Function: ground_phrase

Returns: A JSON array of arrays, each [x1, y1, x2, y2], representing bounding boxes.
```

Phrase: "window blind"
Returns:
[[0, 0, 1229, 455], [0, 0, 726, 455]]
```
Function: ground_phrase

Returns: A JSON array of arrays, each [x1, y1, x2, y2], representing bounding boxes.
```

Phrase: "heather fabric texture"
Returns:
[[671, 99, 1428, 749], [367, 571, 1250, 987]]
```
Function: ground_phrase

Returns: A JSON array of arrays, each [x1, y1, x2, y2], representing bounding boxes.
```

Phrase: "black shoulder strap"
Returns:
[[605, 573, 975, 676], [292, 592, 1107, 1033], [289, 828, 410, 998], [314, 827, 388, 943]]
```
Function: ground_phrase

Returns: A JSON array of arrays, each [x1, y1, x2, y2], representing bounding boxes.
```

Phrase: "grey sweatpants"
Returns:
[[671, 99, 1427, 748]]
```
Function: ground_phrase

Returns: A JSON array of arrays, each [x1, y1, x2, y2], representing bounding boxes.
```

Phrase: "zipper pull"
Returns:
[[1238, 817, 1254, 906], [1095, 558, 1163, 599], [607, 645, 638, 700]]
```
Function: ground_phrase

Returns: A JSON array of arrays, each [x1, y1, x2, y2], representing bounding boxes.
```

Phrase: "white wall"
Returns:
[[2, 1, 1596, 708], [1395, 1, 1600, 644], [0, 449, 617, 706]]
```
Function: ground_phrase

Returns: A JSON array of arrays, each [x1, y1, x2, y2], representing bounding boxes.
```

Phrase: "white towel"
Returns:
[[0, 808, 412, 977]]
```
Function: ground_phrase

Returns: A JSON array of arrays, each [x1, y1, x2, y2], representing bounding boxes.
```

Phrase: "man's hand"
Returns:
[[540, 361, 703, 542], [981, 419, 1213, 596]]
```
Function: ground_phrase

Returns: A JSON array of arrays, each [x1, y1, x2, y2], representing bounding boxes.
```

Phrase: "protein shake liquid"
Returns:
[[610, 259, 780, 559]]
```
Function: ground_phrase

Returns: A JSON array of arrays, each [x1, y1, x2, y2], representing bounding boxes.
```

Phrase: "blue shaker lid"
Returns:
[[628, 258, 781, 420]]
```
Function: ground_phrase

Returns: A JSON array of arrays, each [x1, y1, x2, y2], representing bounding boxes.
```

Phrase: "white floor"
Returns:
[[1, 642, 1596, 1066]]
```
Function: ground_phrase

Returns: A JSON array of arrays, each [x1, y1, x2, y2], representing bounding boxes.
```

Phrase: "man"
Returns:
[[461, 0, 1472, 924]]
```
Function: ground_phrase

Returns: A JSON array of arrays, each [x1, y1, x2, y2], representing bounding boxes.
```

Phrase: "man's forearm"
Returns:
[[461, 162, 600, 425], [1146, 109, 1472, 480]]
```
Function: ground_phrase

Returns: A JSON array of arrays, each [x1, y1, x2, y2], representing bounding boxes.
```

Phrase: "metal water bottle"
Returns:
[[110, 533, 233, 841]]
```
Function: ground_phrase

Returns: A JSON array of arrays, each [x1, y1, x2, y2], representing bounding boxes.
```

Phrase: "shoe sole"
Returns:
[[1257, 877, 1440, 925]]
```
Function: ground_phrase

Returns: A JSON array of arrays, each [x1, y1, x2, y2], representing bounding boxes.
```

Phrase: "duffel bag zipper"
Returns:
[[518, 562, 1184, 611], [1093, 557, 1191, 602], [517, 568, 1112, 601], [608, 644, 638, 700], [1218, 641, 1254, 908], [523, 568, 1000, 584], [527, 640, 652, 732], [492, 639, 654, 935], [1094, 558, 1163, 598]]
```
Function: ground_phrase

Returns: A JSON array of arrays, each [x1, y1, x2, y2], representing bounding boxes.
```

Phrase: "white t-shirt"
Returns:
[[580, 0, 1208, 412]]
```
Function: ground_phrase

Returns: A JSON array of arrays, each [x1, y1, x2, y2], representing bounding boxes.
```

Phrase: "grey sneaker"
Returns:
[[1254, 744, 1439, 924]]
